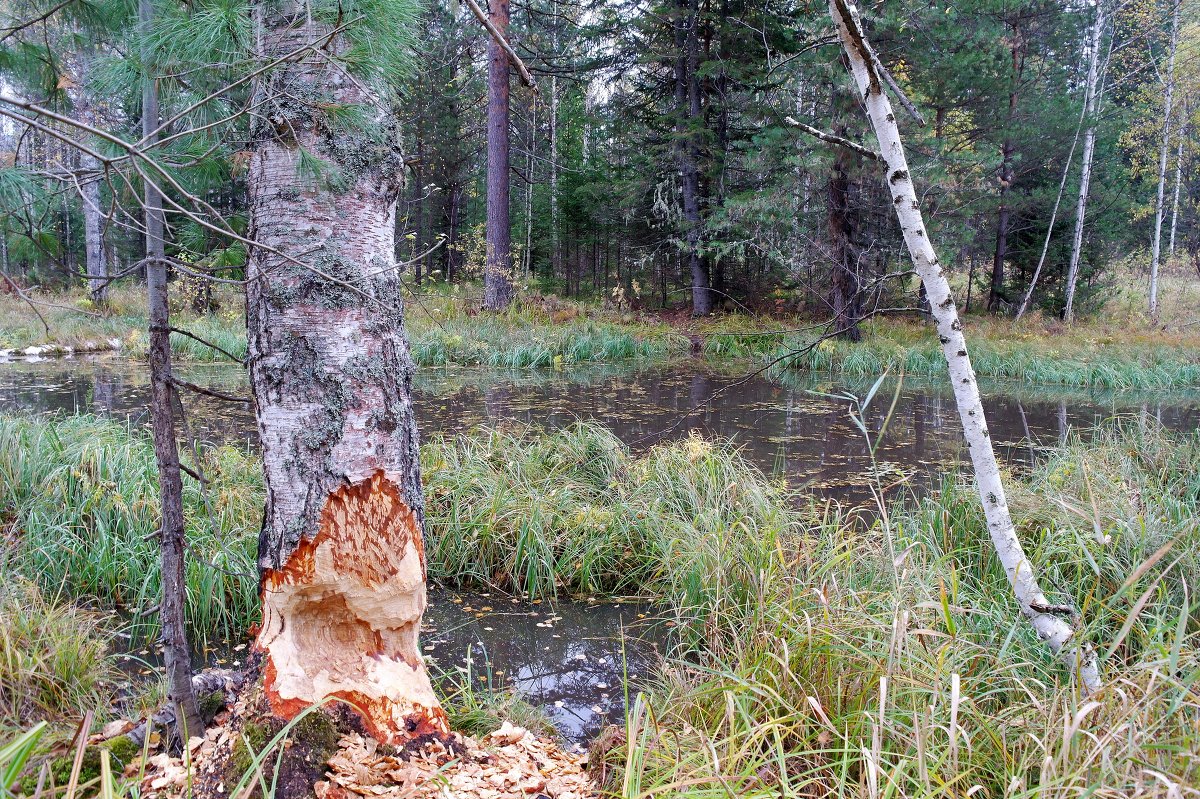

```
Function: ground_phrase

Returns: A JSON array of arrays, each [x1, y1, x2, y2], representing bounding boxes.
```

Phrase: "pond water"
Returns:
[[5, 354, 1200, 741], [2, 355, 1198, 499], [114, 591, 661, 746]]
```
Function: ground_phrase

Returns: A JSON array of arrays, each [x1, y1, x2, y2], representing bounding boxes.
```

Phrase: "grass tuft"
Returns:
[[0, 579, 118, 728]]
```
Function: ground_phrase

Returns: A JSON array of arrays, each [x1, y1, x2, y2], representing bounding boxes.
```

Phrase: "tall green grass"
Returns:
[[422, 423, 788, 637], [0, 415, 261, 643], [1, 411, 1196, 794], [0, 580, 118, 727], [768, 317, 1200, 390], [610, 420, 1200, 797], [0, 416, 784, 644]]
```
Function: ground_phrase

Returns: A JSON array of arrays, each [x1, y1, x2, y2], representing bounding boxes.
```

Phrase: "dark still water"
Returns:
[[2, 355, 1198, 501]]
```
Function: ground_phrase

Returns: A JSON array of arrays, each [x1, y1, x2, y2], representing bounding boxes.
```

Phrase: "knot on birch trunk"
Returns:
[[256, 470, 448, 744]]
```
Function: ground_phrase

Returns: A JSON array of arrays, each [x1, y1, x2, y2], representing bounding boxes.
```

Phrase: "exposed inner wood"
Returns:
[[256, 470, 449, 743]]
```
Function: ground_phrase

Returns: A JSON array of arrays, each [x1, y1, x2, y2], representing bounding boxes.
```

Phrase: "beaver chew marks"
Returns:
[[256, 470, 449, 744]]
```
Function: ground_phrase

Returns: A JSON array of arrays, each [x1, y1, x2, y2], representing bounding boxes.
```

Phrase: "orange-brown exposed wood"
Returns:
[[255, 471, 449, 744]]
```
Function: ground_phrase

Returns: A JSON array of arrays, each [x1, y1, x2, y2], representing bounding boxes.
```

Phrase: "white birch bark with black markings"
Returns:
[[245, 0, 448, 744], [828, 0, 1101, 694], [1149, 0, 1180, 318], [1064, 0, 1106, 323]]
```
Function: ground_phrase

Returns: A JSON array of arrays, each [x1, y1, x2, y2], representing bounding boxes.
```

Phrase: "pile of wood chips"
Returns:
[[129, 721, 597, 799], [317, 723, 597, 799]]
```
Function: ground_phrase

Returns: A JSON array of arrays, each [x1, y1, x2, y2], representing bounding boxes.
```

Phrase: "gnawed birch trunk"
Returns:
[[828, 0, 1101, 693], [245, 2, 447, 744], [1063, 0, 1107, 324], [1149, 0, 1180, 318]]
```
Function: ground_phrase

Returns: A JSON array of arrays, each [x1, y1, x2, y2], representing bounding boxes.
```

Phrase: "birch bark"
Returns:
[[1149, 0, 1180, 318], [245, 1, 447, 743], [1168, 121, 1184, 259], [1063, 0, 1107, 323], [828, 0, 1100, 693], [65, 51, 108, 305]]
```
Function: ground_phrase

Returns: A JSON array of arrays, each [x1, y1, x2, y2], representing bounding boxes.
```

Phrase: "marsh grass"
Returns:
[[422, 423, 788, 639], [1, 285, 686, 366], [610, 420, 1200, 798], [764, 314, 1200, 389], [0, 415, 785, 645], [1, 410, 1196, 795], [0, 580, 118, 728], [0, 415, 261, 643], [6, 281, 1199, 389], [433, 661, 558, 740]]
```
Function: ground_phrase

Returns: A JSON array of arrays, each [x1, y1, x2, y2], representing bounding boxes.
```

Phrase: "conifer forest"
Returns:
[[0, 0, 1199, 797]]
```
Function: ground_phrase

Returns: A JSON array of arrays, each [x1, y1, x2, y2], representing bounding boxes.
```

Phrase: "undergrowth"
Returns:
[[0, 409, 1195, 795], [610, 419, 1200, 798], [0, 580, 117, 729]]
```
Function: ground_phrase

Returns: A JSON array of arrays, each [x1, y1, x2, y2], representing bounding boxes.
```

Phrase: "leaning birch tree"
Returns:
[[245, 0, 448, 742], [827, 0, 1101, 693]]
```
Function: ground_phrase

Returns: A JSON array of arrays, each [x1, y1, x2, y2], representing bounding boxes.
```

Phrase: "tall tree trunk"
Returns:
[[828, 89, 861, 341], [524, 102, 535, 280], [1063, 0, 1107, 323], [245, 4, 447, 744], [483, 0, 515, 311], [69, 50, 108, 305], [675, 0, 711, 316], [1149, 0, 1180, 318], [989, 39, 1023, 312], [549, 0, 560, 277], [81, 152, 108, 305], [140, 0, 203, 742], [829, 0, 1100, 693], [446, 182, 463, 282], [1168, 120, 1184, 259]]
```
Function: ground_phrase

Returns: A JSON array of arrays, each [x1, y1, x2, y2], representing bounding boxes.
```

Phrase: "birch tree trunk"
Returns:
[[140, 0, 203, 741], [81, 152, 107, 305], [483, 0, 515, 311], [1149, 0, 1180, 318], [65, 52, 109, 305], [1063, 0, 1106, 324], [828, 0, 1100, 693], [245, 2, 448, 744], [1168, 120, 1184, 259], [524, 102, 535, 280]]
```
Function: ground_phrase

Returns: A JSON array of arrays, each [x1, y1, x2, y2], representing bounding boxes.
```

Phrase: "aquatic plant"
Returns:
[[0, 580, 118, 727], [422, 422, 789, 638], [768, 316, 1200, 390], [0, 415, 785, 644], [609, 420, 1200, 798], [0, 414, 261, 643]]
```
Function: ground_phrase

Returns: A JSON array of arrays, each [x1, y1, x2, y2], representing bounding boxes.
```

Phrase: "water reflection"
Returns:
[[2, 355, 1197, 503], [422, 593, 662, 745]]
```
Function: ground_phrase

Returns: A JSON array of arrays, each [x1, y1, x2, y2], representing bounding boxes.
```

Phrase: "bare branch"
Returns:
[[784, 116, 882, 161], [463, 0, 538, 90]]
